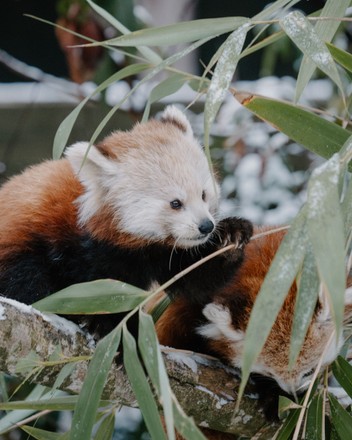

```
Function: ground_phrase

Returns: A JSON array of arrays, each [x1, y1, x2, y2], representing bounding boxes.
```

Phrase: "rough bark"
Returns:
[[0, 298, 279, 438]]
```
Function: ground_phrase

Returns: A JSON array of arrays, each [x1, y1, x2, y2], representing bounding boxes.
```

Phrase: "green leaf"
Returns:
[[236, 94, 351, 161], [204, 23, 250, 149], [172, 400, 207, 440], [278, 395, 302, 417], [93, 412, 115, 440], [294, 0, 350, 101], [33, 279, 148, 314], [332, 356, 352, 399], [327, 42, 352, 74], [306, 154, 345, 335], [306, 393, 324, 440], [138, 313, 205, 439], [239, 208, 308, 400], [329, 393, 352, 439], [289, 244, 320, 367], [150, 294, 171, 323], [69, 326, 121, 440], [21, 426, 68, 440], [0, 373, 8, 402], [342, 174, 352, 238], [86, 0, 161, 64], [123, 324, 167, 440], [15, 350, 41, 375], [142, 73, 188, 122], [280, 11, 344, 101], [253, 0, 301, 20], [340, 135, 352, 237], [52, 362, 77, 391], [53, 63, 149, 159], [0, 385, 47, 434], [138, 310, 175, 440], [87, 17, 250, 47], [275, 406, 301, 440], [0, 396, 79, 411]]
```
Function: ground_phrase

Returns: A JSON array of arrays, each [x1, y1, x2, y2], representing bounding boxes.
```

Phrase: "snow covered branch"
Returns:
[[0, 298, 279, 438]]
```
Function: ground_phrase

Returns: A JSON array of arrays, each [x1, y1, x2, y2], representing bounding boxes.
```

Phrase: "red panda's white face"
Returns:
[[198, 288, 352, 395], [66, 106, 219, 248]]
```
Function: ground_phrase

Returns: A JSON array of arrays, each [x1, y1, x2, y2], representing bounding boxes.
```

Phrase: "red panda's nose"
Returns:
[[198, 219, 214, 235]]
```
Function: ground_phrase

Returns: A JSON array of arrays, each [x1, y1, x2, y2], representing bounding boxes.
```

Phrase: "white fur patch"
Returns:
[[198, 303, 244, 342], [345, 286, 352, 305], [66, 142, 120, 224]]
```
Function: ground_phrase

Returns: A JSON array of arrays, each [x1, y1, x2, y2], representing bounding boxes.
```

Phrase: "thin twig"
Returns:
[[9, 409, 52, 432]]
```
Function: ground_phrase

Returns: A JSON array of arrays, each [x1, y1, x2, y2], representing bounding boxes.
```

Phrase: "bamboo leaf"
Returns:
[[294, 0, 350, 101], [280, 11, 344, 101], [123, 324, 167, 440], [204, 23, 250, 149], [52, 363, 77, 391], [278, 396, 302, 417], [289, 244, 319, 368], [33, 279, 148, 314], [339, 134, 352, 236], [142, 73, 187, 122], [172, 401, 207, 440], [306, 393, 323, 440], [138, 310, 175, 440], [342, 175, 352, 237], [69, 326, 121, 440], [0, 373, 8, 403], [327, 42, 352, 74], [0, 396, 79, 411], [275, 406, 301, 440], [0, 385, 47, 434], [332, 356, 352, 399], [87, 0, 161, 64], [21, 426, 68, 440], [253, 0, 301, 20], [85, 17, 250, 47], [329, 393, 352, 439], [306, 154, 345, 335], [235, 93, 351, 161], [239, 208, 308, 401], [53, 63, 149, 159], [138, 315, 204, 439], [93, 412, 115, 440]]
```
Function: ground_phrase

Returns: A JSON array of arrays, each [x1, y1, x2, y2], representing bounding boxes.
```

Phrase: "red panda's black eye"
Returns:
[[170, 199, 183, 210], [303, 368, 315, 378], [202, 190, 206, 201]]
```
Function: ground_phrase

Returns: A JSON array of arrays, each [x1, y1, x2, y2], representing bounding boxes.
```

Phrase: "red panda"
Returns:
[[155, 226, 352, 404], [0, 106, 252, 336]]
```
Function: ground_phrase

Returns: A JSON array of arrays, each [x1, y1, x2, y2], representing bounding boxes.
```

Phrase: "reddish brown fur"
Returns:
[[0, 160, 82, 259]]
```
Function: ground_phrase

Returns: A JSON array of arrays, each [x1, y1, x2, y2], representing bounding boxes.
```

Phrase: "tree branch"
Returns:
[[0, 298, 279, 438]]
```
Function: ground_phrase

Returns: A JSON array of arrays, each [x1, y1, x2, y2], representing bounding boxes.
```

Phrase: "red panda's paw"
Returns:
[[215, 217, 253, 260]]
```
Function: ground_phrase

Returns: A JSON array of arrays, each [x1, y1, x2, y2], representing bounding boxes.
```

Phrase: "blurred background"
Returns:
[[0, 1, 350, 438]]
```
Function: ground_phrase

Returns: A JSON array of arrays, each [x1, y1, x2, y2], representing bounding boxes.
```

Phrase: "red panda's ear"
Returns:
[[65, 142, 118, 181], [160, 105, 194, 138], [197, 303, 244, 342]]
